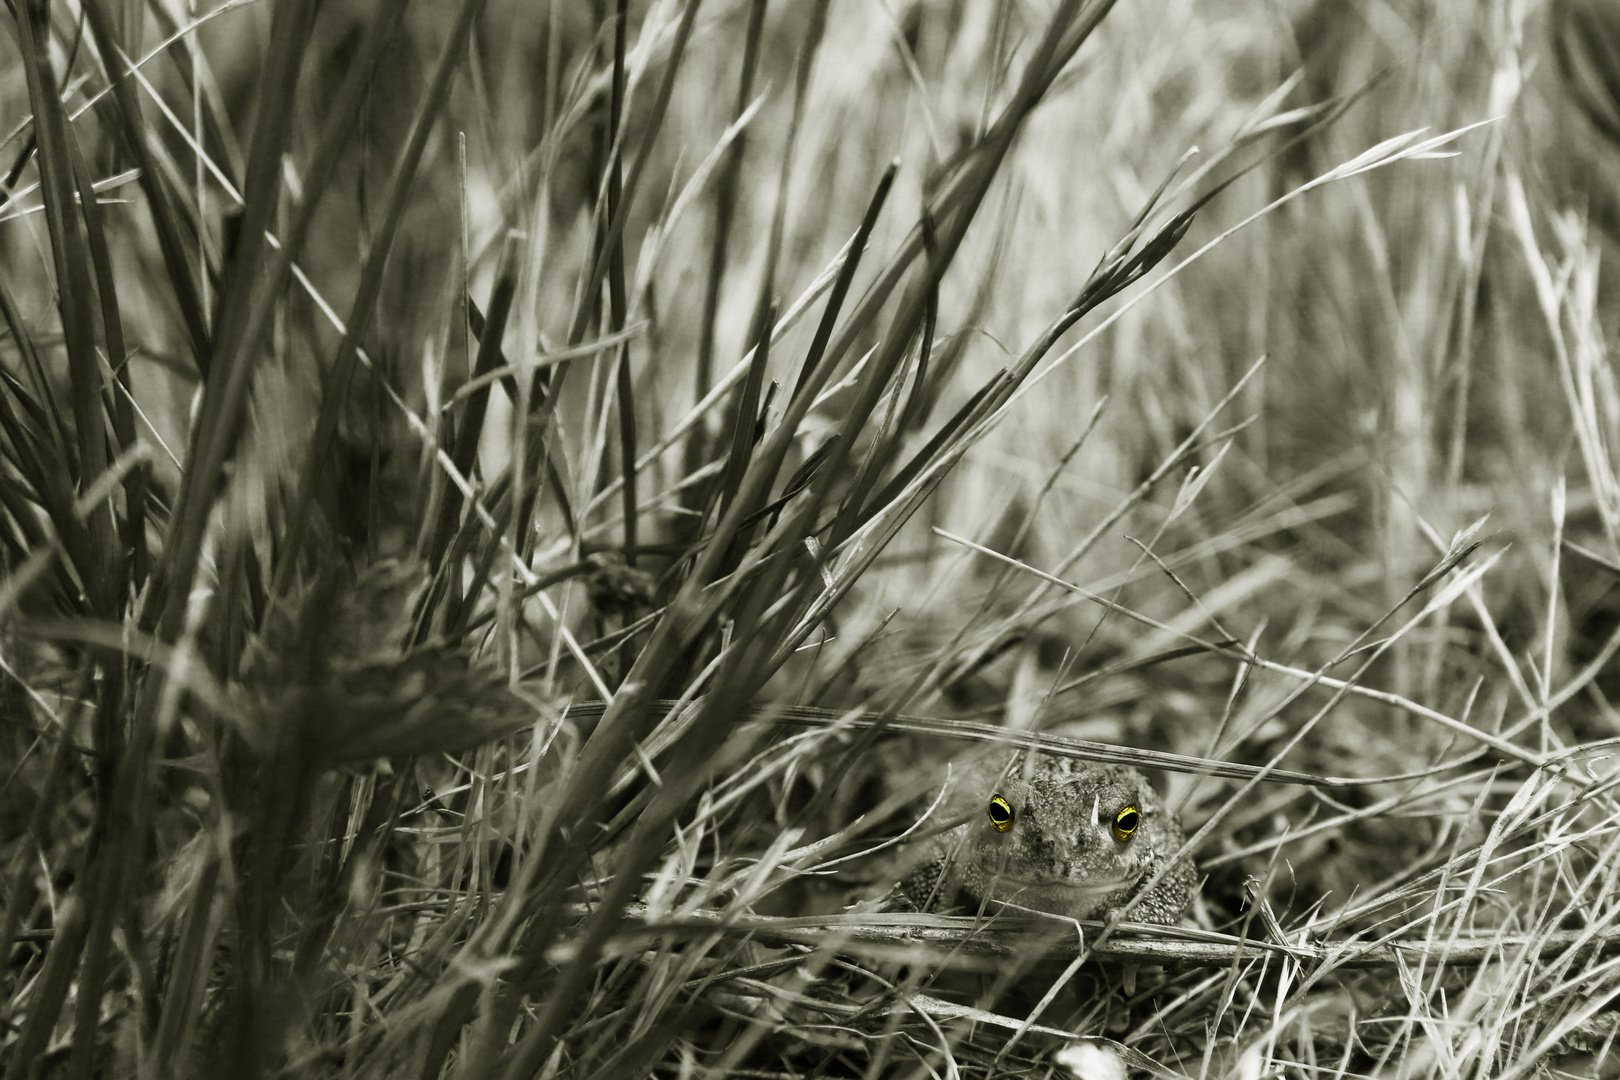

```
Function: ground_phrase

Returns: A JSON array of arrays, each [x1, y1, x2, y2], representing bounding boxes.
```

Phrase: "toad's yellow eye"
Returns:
[[1113, 806, 1140, 842], [987, 795, 1014, 832]]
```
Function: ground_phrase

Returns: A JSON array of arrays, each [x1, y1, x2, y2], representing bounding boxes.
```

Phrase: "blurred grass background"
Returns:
[[4, 0, 1620, 1076]]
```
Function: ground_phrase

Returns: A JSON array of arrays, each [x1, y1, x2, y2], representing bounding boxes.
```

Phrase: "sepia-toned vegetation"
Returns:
[[3, 0, 1620, 1076]]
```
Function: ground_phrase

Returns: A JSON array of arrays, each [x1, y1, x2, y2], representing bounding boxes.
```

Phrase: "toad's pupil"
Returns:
[[988, 795, 1014, 831], [1113, 807, 1139, 841]]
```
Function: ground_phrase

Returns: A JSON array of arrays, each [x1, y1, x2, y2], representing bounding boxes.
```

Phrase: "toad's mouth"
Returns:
[[978, 872, 1134, 897]]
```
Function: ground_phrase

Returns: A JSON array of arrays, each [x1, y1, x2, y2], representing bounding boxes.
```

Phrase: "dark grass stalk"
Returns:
[[81, 0, 212, 375], [146, 838, 221, 1075], [65, 131, 145, 591], [693, 0, 767, 412], [444, 425, 581, 631], [148, 0, 315, 639], [602, 0, 639, 564], [654, 0, 829, 639], [1443, 130, 1507, 489], [814, 193, 1024, 550], [126, 124, 215, 283], [524, 441, 578, 555], [496, 385, 578, 559], [894, 213, 938, 435], [428, 235, 521, 566], [436, 153, 474, 626], [97, 1, 323, 1048], [745, 432, 838, 531], [903, 202, 1008, 428], [0, 691, 81, 1075], [65, 659, 137, 1080], [66, 790, 137, 1080], [715, 301, 774, 536], [13, 0, 115, 617], [11, 10, 138, 1074], [0, 132, 39, 207], [612, 346, 639, 561], [846, 197, 1204, 550], [0, 447, 55, 567], [767, 378, 1021, 673], [788, 159, 899, 405], [738, 0, 826, 416], [77, 0, 323, 1070], [576, 242, 852, 528], [209, 535, 250, 682], [289, 771, 416, 1001], [837, 245, 932, 527], [471, 502, 827, 1068], [0, 509, 40, 581], [449, 513, 513, 641]]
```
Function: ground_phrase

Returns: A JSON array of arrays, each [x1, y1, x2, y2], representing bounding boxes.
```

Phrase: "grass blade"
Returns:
[[428, 234, 521, 566], [66, 129, 146, 590], [693, 0, 768, 403], [81, 0, 213, 374], [148, 0, 317, 639], [14, 0, 115, 614], [788, 159, 898, 404]]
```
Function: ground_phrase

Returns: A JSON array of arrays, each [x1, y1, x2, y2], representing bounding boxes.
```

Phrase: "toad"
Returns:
[[894, 749, 1196, 923]]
